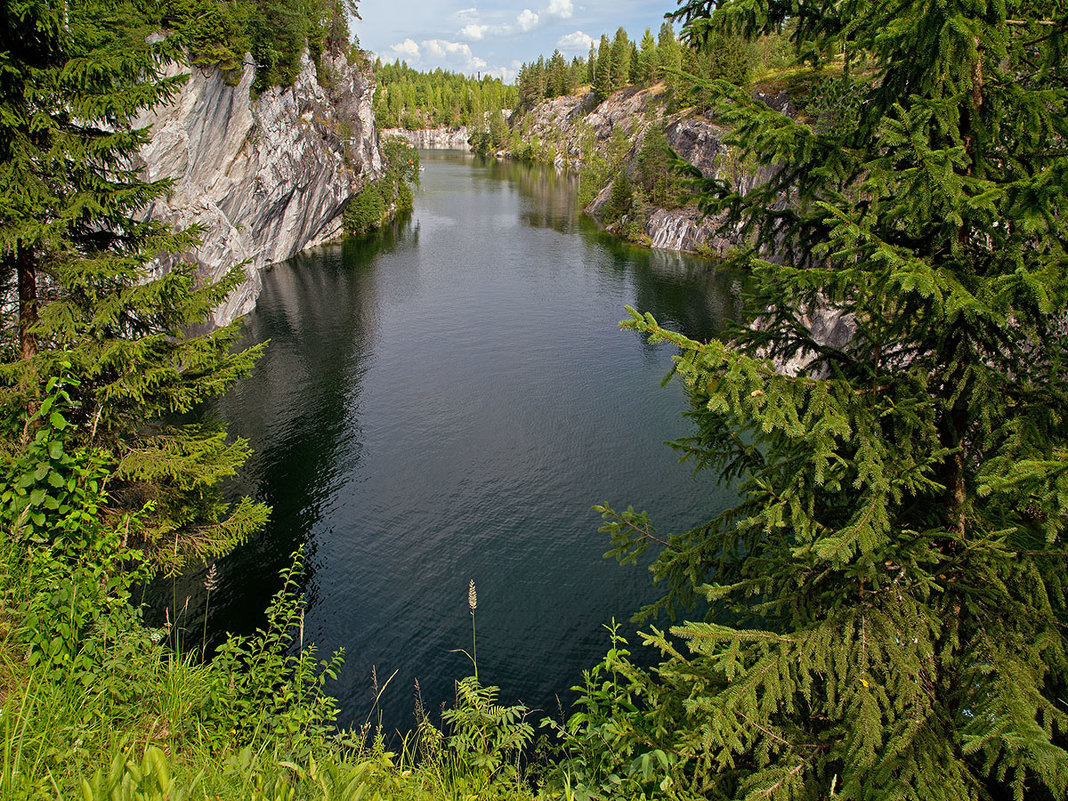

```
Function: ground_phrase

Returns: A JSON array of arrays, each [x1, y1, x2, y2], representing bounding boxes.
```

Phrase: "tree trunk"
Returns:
[[17, 248, 38, 362], [16, 247, 40, 441]]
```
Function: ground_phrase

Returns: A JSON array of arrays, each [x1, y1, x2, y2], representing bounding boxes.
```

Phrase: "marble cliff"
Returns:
[[136, 50, 382, 325]]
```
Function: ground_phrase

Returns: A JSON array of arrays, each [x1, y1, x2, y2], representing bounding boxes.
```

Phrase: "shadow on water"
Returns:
[[145, 218, 418, 652], [148, 153, 744, 735], [588, 231, 747, 345]]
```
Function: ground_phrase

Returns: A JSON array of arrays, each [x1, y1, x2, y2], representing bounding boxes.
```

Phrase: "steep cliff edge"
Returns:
[[136, 51, 382, 325]]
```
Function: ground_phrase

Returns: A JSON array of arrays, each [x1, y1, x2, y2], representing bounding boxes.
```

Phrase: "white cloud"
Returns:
[[557, 30, 594, 54], [457, 7, 542, 40], [387, 38, 421, 60], [546, 0, 573, 19], [517, 9, 539, 31], [451, 0, 580, 45], [460, 23, 490, 40], [459, 21, 511, 40], [422, 39, 487, 71], [484, 65, 518, 83]]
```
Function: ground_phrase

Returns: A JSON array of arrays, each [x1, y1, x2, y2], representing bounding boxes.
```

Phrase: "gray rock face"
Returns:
[[516, 87, 786, 258], [516, 88, 658, 170], [381, 127, 471, 149], [768, 302, 857, 377], [136, 51, 382, 325]]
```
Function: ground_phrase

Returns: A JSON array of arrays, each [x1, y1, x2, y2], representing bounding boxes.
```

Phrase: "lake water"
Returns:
[[167, 151, 743, 733]]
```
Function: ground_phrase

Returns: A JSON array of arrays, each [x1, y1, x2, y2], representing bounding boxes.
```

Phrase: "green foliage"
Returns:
[[343, 137, 419, 236], [601, 174, 634, 225], [2, 371, 94, 537], [209, 549, 345, 757], [633, 125, 691, 210], [245, 0, 360, 92], [77, 746, 188, 801], [518, 53, 589, 107], [0, 463, 390, 800], [549, 623, 665, 800], [593, 34, 614, 102], [472, 110, 512, 156], [0, 438, 543, 800], [577, 123, 633, 209], [616, 186, 651, 246], [512, 18, 798, 113], [442, 677, 534, 778], [637, 29, 658, 85], [0, 0, 268, 570], [373, 61, 517, 130], [247, 0, 308, 90], [5, 381, 150, 684], [160, 0, 252, 73], [688, 27, 754, 108], [609, 28, 631, 91], [578, 1, 1068, 799], [657, 22, 683, 112], [156, 0, 360, 91], [344, 183, 389, 236]]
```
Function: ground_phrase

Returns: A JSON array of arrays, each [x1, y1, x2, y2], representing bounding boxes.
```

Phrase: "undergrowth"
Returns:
[[0, 373, 553, 800]]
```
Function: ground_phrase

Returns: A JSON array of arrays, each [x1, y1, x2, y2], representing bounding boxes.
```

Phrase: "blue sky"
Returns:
[[356, 1, 677, 83]]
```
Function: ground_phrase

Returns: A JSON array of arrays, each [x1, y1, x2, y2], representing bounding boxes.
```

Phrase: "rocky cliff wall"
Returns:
[[136, 51, 382, 326], [380, 127, 471, 150], [516, 88, 848, 371], [515, 87, 783, 256]]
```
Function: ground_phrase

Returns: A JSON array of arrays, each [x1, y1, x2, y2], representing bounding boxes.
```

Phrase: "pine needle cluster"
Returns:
[[0, 0, 267, 569], [590, 1, 1068, 798]]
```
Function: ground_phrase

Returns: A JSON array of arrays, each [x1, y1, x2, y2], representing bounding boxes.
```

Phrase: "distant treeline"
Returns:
[[372, 61, 519, 129], [516, 22, 796, 109], [370, 21, 799, 136]]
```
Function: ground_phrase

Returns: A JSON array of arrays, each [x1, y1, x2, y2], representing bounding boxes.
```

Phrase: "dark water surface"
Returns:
[[168, 151, 743, 732]]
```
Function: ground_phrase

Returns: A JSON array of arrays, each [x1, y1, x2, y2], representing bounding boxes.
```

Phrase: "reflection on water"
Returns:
[[153, 151, 743, 734]]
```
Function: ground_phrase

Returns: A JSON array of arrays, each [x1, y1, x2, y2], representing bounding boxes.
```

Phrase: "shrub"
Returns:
[[343, 183, 388, 236]]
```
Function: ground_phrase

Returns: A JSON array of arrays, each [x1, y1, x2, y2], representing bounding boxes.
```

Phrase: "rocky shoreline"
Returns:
[[504, 85, 791, 258], [379, 126, 472, 150]]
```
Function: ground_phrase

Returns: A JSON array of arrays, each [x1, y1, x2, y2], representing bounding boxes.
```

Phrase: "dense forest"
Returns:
[[513, 21, 792, 109], [372, 60, 518, 129], [2, 0, 1067, 798], [387, 20, 799, 164], [104, 0, 367, 91]]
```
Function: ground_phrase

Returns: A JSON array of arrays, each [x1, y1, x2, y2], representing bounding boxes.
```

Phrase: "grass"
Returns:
[[0, 530, 547, 801]]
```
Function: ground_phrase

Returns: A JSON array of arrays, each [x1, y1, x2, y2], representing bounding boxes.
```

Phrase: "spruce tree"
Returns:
[[638, 27, 658, 85], [587, 1, 1068, 798], [610, 27, 631, 90], [658, 21, 683, 110], [0, 0, 267, 571], [594, 33, 614, 102], [548, 49, 568, 98]]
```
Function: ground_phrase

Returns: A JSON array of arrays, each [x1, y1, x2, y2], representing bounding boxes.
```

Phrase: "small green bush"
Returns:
[[634, 125, 691, 209], [601, 173, 634, 224], [343, 183, 388, 236], [344, 138, 419, 236]]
